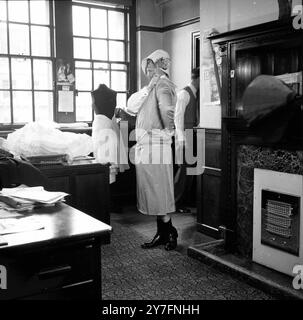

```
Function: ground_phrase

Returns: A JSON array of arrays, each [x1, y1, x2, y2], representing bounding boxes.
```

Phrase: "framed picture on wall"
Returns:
[[201, 29, 222, 107], [191, 31, 200, 70]]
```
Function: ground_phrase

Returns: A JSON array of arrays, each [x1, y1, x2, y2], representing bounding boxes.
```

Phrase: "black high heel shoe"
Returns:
[[141, 218, 168, 249]]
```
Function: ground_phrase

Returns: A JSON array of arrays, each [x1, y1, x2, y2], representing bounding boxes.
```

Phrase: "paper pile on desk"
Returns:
[[0, 216, 44, 235], [0, 185, 69, 211]]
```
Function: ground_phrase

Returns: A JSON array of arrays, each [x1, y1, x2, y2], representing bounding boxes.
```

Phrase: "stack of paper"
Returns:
[[0, 195, 36, 212], [0, 185, 69, 212], [0, 216, 44, 235]]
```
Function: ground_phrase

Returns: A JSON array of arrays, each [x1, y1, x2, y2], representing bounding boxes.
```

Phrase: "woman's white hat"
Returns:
[[141, 49, 170, 76]]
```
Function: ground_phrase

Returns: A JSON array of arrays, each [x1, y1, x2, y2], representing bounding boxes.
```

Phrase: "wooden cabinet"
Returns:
[[196, 128, 221, 238], [209, 19, 303, 118], [207, 19, 303, 249], [38, 160, 110, 225], [0, 204, 111, 300]]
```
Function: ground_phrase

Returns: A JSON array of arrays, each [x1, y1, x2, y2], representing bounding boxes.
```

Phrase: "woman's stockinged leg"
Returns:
[[149, 214, 178, 251], [140, 215, 168, 249], [159, 214, 178, 251], [140, 213, 178, 250]]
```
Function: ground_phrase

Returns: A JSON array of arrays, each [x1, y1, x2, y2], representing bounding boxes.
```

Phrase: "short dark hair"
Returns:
[[191, 67, 200, 80]]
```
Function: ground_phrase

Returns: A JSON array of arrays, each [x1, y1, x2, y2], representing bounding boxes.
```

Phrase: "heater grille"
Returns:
[[261, 190, 300, 256]]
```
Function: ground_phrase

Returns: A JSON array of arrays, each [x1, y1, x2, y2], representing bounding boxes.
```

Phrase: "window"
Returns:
[[0, 0, 54, 125], [72, 1, 129, 121]]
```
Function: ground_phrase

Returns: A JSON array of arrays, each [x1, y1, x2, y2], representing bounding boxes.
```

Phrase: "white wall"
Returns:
[[137, 31, 163, 87], [136, 0, 163, 87], [163, 22, 200, 91], [199, 0, 302, 129], [162, 0, 200, 25], [136, 0, 162, 27]]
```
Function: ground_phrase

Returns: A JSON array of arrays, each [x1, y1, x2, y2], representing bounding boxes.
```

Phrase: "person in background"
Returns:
[[174, 67, 200, 213], [125, 49, 178, 251]]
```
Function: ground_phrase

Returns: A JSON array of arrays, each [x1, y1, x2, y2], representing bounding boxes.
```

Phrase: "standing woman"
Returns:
[[126, 49, 178, 251]]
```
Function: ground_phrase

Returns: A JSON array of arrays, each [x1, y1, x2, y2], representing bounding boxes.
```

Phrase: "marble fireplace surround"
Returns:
[[237, 145, 303, 258]]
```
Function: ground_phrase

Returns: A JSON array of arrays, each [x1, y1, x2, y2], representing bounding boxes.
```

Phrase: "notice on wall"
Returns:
[[201, 28, 221, 107], [58, 90, 74, 112]]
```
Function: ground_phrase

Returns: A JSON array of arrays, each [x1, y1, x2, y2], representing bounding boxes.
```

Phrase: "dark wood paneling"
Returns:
[[210, 19, 303, 251], [196, 128, 221, 238], [197, 168, 221, 238], [75, 171, 109, 222], [205, 129, 221, 169]]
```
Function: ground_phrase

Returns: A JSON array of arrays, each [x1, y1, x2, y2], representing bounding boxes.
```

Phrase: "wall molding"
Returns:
[[136, 25, 163, 32], [136, 16, 200, 33]]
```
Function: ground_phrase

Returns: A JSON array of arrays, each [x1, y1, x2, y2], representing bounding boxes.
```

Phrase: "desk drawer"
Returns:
[[20, 280, 96, 300], [0, 240, 95, 300]]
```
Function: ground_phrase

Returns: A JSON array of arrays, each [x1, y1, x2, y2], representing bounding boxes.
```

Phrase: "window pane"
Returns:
[[0, 91, 10, 124], [35, 91, 53, 121], [30, 0, 49, 25], [72, 6, 89, 37], [109, 41, 124, 61], [92, 39, 107, 60], [31, 26, 50, 57], [111, 71, 126, 91], [0, 57, 9, 89], [108, 11, 124, 40], [111, 63, 126, 70], [73, 37, 90, 59], [94, 69, 110, 89], [75, 69, 92, 90], [91, 8, 107, 38], [11, 58, 31, 89], [9, 23, 29, 55], [13, 91, 33, 123], [116, 92, 127, 109], [0, 22, 7, 54], [33, 59, 53, 90], [8, 0, 28, 23], [75, 61, 91, 68], [76, 92, 92, 121], [0, 1, 7, 21]]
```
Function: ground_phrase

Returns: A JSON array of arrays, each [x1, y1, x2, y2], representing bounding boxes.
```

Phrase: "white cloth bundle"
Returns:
[[5, 121, 93, 160]]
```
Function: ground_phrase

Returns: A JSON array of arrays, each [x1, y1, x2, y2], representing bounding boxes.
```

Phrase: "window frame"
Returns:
[[0, 0, 136, 130], [0, 0, 56, 129], [72, 1, 130, 122]]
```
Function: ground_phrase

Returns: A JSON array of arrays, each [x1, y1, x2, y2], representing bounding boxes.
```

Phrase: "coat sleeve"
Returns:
[[156, 80, 176, 129], [125, 87, 149, 116], [174, 90, 189, 142]]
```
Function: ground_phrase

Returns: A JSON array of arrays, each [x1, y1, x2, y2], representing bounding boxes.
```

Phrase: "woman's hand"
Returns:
[[147, 74, 160, 92]]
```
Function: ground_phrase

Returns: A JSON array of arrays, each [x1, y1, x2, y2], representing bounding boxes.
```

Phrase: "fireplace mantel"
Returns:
[[223, 117, 303, 150], [221, 116, 303, 256], [212, 19, 303, 256]]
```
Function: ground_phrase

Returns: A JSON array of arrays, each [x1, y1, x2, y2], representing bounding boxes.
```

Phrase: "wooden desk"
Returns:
[[0, 203, 112, 300], [37, 159, 110, 225]]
